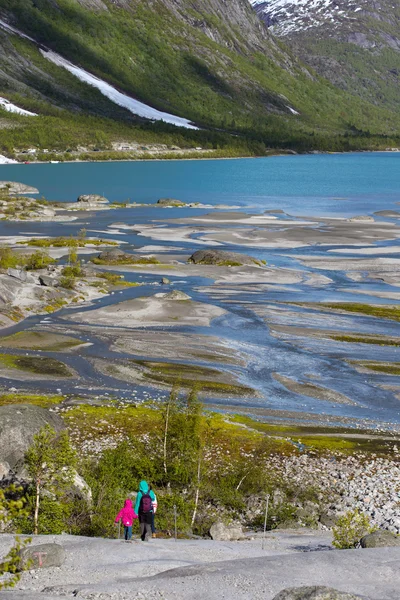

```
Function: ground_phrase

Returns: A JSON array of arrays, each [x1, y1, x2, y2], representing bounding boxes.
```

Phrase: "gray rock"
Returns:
[[0, 181, 39, 195], [209, 521, 243, 541], [319, 512, 339, 529], [163, 290, 191, 300], [360, 529, 400, 548], [157, 198, 186, 207], [7, 268, 27, 282], [77, 194, 109, 204], [0, 404, 64, 475], [272, 587, 365, 600], [161, 277, 170, 284], [189, 249, 264, 267], [19, 543, 65, 569], [39, 275, 59, 287], [97, 248, 127, 262]]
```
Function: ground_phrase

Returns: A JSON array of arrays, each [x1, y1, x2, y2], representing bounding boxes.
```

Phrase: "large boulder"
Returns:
[[77, 194, 108, 204], [0, 404, 64, 477], [19, 543, 65, 569], [272, 587, 365, 600], [7, 268, 27, 282], [157, 198, 186, 207], [209, 521, 243, 541], [360, 529, 400, 548], [188, 249, 264, 267], [96, 248, 127, 262]]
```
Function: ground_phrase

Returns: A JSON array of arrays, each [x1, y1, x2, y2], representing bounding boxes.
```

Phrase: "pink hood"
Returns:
[[115, 498, 137, 526]]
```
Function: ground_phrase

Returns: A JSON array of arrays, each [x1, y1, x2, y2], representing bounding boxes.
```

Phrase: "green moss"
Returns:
[[42, 299, 68, 313], [351, 361, 400, 375], [92, 256, 160, 266], [0, 393, 62, 407], [308, 303, 400, 322], [0, 353, 73, 377], [0, 331, 83, 351], [330, 335, 400, 346], [20, 237, 118, 248], [132, 360, 255, 396], [96, 272, 139, 287]]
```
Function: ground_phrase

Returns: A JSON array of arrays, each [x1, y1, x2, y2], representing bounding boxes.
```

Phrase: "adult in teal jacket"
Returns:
[[135, 480, 156, 541]]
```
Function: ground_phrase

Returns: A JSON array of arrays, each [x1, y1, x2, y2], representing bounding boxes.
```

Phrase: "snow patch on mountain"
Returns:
[[0, 97, 37, 116], [251, 0, 366, 36], [0, 19, 198, 130]]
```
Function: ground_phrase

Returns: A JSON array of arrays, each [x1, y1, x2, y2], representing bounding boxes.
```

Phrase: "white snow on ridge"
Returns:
[[250, 0, 365, 35], [0, 19, 198, 130], [0, 96, 37, 116], [0, 154, 18, 164]]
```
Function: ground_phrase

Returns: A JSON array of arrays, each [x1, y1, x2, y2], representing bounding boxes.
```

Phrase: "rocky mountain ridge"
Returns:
[[251, 0, 400, 111]]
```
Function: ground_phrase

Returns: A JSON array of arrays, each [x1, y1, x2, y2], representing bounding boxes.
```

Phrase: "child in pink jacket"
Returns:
[[115, 498, 137, 541]]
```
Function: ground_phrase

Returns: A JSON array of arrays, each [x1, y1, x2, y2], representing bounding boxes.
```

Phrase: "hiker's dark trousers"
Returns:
[[139, 512, 152, 541]]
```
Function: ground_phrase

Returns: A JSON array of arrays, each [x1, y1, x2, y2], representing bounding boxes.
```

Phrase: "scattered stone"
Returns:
[[0, 404, 64, 475], [0, 181, 39, 195], [7, 268, 27, 282], [189, 249, 264, 267], [77, 194, 109, 204], [360, 530, 400, 548], [319, 512, 339, 529], [272, 587, 365, 600], [161, 277, 170, 284], [19, 543, 65, 569], [209, 521, 243, 541], [157, 198, 186, 207], [39, 275, 60, 287]]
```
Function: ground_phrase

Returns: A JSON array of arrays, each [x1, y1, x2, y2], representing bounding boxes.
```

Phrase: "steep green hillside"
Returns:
[[0, 0, 400, 156]]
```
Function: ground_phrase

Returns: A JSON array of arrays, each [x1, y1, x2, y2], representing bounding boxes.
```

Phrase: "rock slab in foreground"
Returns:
[[0, 181, 39, 195], [360, 530, 400, 548], [209, 521, 243, 541], [272, 587, 366, 600], [20, 543, 65, 569]]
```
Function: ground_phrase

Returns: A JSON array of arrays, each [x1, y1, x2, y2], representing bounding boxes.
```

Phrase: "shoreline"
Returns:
[[1, 149, 399, 167]]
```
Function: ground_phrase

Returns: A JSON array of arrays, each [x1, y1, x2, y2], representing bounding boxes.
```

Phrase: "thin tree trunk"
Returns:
[[34, 481, 40, 535], [163, 400, 170, 475], [191, 453, 201, 527]]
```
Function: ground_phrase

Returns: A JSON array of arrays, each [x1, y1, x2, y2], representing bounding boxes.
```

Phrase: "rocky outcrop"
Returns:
[[209, 521, 243, 541], [272, 587, 365, 600], [96, 248, 128, 262], [162, 290, 191, 300], [77, 194, 109, 204], [0, 404, 64, 478], [0, 181, 39, 195], [360, 530, 400, 548], [157, 198, 186, 207], [189, 249, 264, 267], [19, 543, 65, 569]]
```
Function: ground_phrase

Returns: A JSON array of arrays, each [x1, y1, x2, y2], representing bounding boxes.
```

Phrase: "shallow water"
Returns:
[[1, 153, 400, 427]]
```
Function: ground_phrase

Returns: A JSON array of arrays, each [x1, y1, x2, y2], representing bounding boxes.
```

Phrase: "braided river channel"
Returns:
[[1, 152, 400, 430]]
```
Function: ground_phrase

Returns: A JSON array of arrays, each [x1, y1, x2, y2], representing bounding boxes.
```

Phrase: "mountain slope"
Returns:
[[252, 0, 400, 112], [0, 0, 399, 156]]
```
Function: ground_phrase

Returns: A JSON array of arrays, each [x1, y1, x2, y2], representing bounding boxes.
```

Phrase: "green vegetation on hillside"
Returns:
[[0, 0, 400, 154]]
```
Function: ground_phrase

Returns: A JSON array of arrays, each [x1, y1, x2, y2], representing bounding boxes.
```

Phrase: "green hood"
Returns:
[[139, 480, 149, 493]]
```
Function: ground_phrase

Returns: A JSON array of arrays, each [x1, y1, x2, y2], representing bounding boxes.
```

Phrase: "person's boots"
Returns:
[[152, 533, 156, 538]]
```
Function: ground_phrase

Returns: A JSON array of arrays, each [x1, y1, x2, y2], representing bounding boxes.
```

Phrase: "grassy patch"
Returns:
[[96, 272, 139, 287], [0, 331, 83, 351], [0, 392, 62, 407], [330, 334, 400, 346], [133, 360, 255, 397], [20, 237, 118, 248], [318, 303, 400, 322], [351, 361, 400, 375], [0, 353, 73, 377], [92, 256, 160, 266]]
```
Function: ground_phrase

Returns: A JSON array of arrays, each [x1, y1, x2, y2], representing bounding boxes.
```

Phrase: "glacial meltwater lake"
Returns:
[[1, 152, 400, 429]]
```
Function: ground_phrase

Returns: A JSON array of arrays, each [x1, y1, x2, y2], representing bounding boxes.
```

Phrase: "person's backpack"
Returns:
[[140, 492, 153, 514]]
